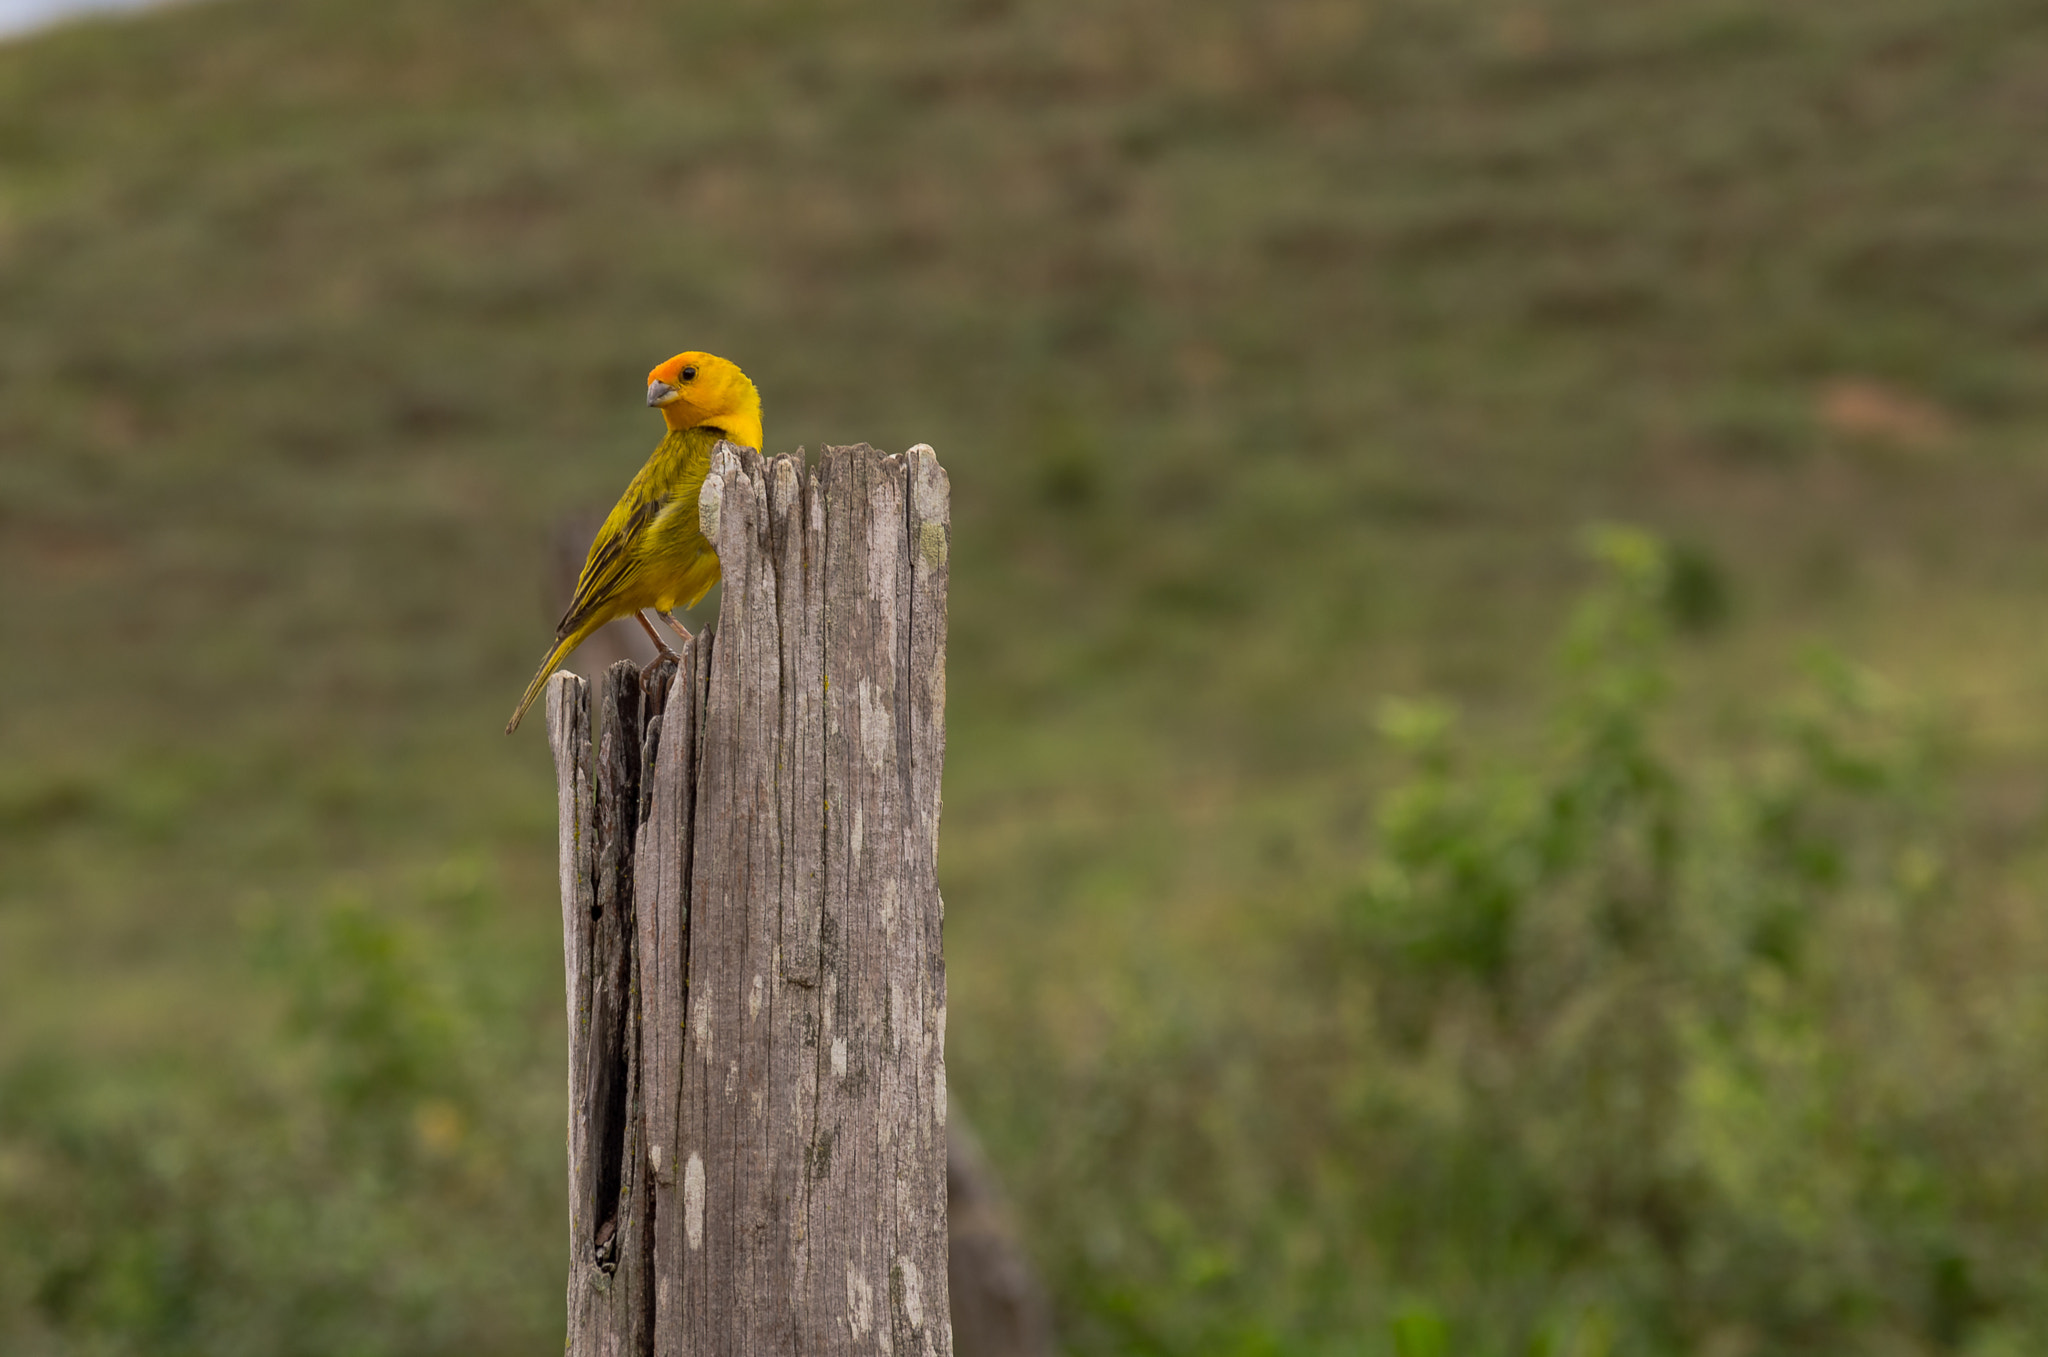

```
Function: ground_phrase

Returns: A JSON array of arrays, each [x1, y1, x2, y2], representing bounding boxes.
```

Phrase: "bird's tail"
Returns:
[[505, 630, 584, 734]]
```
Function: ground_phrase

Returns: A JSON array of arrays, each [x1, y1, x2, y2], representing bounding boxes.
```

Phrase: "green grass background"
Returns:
[[5, 0, 2048, 1353]]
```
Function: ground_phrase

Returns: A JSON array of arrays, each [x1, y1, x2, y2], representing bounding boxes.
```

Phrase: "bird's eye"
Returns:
[[680, 365, 697, 382]]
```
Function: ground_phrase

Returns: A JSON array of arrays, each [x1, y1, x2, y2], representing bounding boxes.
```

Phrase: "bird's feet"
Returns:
[[660, 610, 694, 646], [635, 611, 682, 663]]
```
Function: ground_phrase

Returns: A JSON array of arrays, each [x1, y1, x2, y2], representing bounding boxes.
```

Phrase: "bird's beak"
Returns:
[[647, 380, 682, 407]]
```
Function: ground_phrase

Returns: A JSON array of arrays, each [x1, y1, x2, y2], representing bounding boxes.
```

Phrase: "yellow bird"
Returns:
[[506, 351, 762, 733]]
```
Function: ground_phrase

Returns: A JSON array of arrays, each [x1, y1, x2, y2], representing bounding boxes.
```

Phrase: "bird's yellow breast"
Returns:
[[641, 493, 722, 613], [602, 427, 722, 614]]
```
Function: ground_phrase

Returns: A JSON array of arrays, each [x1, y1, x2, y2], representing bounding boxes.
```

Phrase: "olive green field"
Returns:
[[5, 1, 2048, 1353]]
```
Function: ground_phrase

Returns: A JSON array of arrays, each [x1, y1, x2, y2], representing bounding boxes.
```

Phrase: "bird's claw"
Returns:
[[635, 611, 682, 662]]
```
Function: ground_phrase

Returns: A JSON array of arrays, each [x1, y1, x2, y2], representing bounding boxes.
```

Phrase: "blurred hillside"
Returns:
[[4, 0, 2048, 1353]]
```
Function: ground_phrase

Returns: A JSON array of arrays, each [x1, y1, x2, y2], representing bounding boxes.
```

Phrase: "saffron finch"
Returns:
[[506, 351, 762, 733]]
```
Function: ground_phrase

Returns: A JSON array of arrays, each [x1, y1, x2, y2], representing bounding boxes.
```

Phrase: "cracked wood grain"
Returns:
[[551, 442, 951, 1357], [552, 662, 655, 1354]]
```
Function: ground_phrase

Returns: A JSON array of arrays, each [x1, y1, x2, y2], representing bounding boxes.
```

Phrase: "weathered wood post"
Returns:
[[545, 442, 952, 1357]]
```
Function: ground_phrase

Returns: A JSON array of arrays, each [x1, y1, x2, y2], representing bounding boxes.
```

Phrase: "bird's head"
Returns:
[[646, 351, 762, 452]]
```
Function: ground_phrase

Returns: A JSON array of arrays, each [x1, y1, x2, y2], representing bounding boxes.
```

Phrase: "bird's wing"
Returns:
[[554, 491, 666, 640]]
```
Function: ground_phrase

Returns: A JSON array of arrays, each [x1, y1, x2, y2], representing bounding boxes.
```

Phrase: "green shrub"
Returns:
[[0, 899, 558, 1357], [1023, 530, 2048, 1356]]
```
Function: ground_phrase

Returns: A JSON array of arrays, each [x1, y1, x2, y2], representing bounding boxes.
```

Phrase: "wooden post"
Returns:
[[947, 1112, 1053, 1357], [546, 443, 953, 1357]]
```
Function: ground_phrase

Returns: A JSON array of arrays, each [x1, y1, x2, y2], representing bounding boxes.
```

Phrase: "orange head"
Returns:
[[646, 351, 763, 452]]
